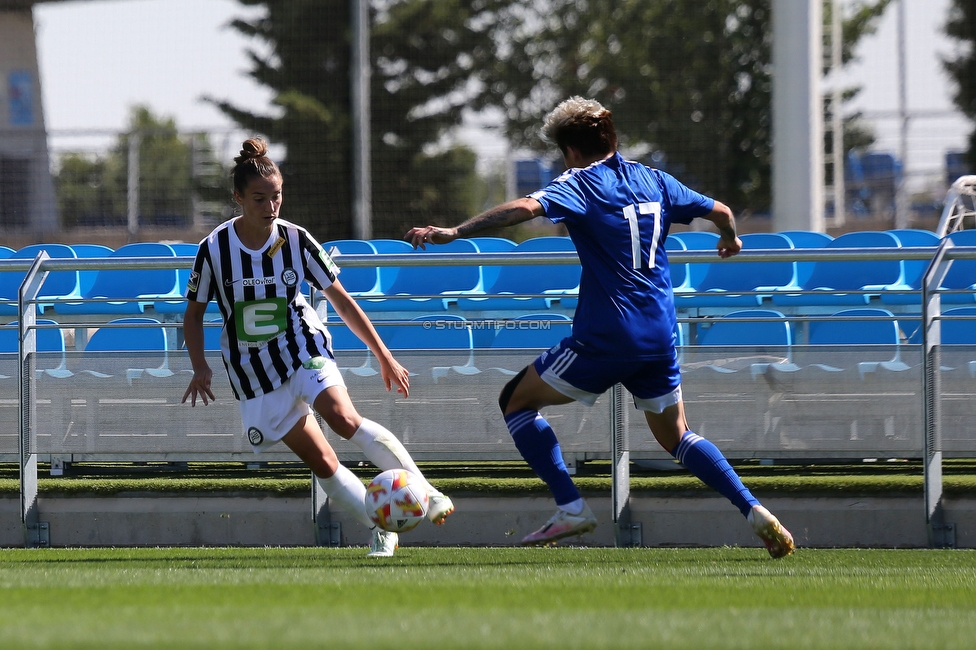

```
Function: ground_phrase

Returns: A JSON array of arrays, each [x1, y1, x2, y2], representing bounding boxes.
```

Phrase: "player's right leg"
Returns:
[[280, 414, 399, 557], [312, 381, 454, 525]]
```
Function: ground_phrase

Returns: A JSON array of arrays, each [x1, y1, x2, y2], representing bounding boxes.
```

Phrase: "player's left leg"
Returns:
[[641, 395, 794, 558], [312, 382, 454, 525]]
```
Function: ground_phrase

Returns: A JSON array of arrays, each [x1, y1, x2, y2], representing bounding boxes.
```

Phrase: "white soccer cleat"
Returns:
[[367, 528, 398, 557], [521, 503, 598, 546], [748, 505, 795, 559], [427, 491, 455, 525]]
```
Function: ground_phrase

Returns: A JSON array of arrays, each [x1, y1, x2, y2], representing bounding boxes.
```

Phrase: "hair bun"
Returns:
[[240, 138, 268, 160]]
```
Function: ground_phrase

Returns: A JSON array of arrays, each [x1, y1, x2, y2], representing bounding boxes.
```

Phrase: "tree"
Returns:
[[54, 106, 225, 228], [943, 0, 976, 171], [212, 0, 505, 238], [487, 0, 890, 216]]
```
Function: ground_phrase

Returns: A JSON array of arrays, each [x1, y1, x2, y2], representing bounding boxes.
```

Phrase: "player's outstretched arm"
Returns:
[[182, 300, 215, 406], [324, 280, 410, 398], [700, 200, 742, 259], [405, 197, 545, 249]]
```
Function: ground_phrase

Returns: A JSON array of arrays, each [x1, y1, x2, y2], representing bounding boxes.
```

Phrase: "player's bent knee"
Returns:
[[498, 366, 529, 413]]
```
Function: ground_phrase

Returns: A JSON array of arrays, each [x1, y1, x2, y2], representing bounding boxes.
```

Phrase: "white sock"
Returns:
[[349, 418, 440, 496], [318, 463, 374, 530], [558, 498, 585, 516]]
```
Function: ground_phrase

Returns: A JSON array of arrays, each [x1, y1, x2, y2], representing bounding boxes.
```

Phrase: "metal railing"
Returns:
[[5, 244, 976, 548]]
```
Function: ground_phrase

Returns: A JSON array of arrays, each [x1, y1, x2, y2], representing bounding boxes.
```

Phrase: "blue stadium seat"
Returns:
[[328, 323, 377, 377], [0, 244, 80, 316], [670, 232, 719, 297], [934, 307, 976, 377], [324, 239, 381, 295], [937, 230, 976, 304], [804, 308, 908, 376], [694, 309, 794, 376], [360, 239, 483, 312], [771, 231, 906, 306], [76, 317, 172, 382], [202, 317, 223, 352], [697, 309, 793, 347], [0, 246, 14, 259], [675, 233, 795, 308], [457, 237, 580, 312], [153, 242, 216, 314], [55, 242, 181, 315], [880, 229, 940, 306], [70, 244, 115, 297], [489, 314, 573, 350], [380, 314, 478, 382], [469, 237, 517, 291], [0, 319, 68, 378], [779, 230, 833, 286], [665, 235, 691, 294]]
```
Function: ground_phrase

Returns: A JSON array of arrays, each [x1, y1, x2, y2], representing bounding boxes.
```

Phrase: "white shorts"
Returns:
[[239, 357, 346, 453]]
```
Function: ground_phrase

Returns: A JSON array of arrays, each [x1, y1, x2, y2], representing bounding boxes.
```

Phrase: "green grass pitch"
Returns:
[[1, 546, 975, 649]]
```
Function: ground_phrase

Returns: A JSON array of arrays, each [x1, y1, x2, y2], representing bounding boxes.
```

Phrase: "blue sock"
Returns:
[[505, 409, 580, 506], [671, 431, 760, 517]]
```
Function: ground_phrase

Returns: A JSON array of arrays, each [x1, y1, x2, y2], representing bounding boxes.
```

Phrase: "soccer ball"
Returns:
[[365, 469, 429, 533]]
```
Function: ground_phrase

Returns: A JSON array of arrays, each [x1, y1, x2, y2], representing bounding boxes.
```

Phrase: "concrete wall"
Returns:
[[0, 9, 57, 233], [2, 492, 973, 549]]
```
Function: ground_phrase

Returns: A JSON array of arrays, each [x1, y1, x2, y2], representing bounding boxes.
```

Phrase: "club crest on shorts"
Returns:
[[281, 268, 298, 287], [247, 427, 264, 446]]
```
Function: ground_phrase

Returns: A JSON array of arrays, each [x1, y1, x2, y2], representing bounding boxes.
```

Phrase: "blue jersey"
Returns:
[[529, 152, 713, 360]]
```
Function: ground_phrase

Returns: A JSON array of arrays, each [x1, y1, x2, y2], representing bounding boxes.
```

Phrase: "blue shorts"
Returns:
[[533, 337, 682, 413]]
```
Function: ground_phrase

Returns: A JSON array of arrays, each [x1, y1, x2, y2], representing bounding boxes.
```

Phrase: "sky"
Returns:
[[31, 0, 971, 190]]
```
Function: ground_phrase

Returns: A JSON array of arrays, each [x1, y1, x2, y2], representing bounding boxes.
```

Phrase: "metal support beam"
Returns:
[[19, 252, 49, 547], [921, 239, 954, 547], [611, 384, 640, 547]]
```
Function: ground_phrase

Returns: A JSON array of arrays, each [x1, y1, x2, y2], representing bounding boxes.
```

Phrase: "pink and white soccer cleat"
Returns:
[[521, 503, 598, 546]]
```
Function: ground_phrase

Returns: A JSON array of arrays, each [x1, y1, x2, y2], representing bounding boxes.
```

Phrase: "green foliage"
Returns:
[[1, 547, 976, 648], [54, 106, 226, 229], [944, 0, 976, 169], [488, 0, 890, 215], [214, 0, 505, 238]]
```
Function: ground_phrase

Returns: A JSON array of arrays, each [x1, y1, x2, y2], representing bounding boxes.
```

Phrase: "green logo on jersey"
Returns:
[[319, 249, 338, 276], [302, 356, 327, 370], [234, 297, 288, 344]]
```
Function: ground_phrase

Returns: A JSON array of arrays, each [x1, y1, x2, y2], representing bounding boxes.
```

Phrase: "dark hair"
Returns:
[[232, 138, 281, 194], [541, 97, 618, 157]]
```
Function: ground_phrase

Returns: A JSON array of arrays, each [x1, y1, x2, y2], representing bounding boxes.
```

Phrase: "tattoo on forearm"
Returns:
[[718, 223, 737, 240], [457, 206, 525, 236]]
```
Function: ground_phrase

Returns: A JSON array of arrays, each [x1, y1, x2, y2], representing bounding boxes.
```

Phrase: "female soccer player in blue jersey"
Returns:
[[406, 97, 794, 557], [182, 139, 454, 557]]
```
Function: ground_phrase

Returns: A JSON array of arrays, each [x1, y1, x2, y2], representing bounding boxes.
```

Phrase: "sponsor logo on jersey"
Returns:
[[267, 237, 286, 257], [302, 356, 327, 370], [242, 276, 277, 287], [247, 427, 264, 445], [281, 268, 299, 287], [319, 250, 338, 276], [187, 271, 200, 293]]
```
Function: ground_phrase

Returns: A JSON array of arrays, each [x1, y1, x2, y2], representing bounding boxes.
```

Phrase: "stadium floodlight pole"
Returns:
[[829, 0, 845, 226], [771, 0, 824, 232], [127, 130, 141, 236], [894, 0, 910, 230], [350, 0, 372, 240]]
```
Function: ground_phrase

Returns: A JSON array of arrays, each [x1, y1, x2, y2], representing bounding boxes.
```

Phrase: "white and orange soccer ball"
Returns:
[[365, 469, 430, 533]]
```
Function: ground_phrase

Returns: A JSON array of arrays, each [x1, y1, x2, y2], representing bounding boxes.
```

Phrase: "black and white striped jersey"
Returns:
[[185, 217, 338, 401]]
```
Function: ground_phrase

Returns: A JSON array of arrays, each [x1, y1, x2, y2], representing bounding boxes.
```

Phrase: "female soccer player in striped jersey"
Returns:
[[406, 97, 794, 558], [182, 138, 454, 557]]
